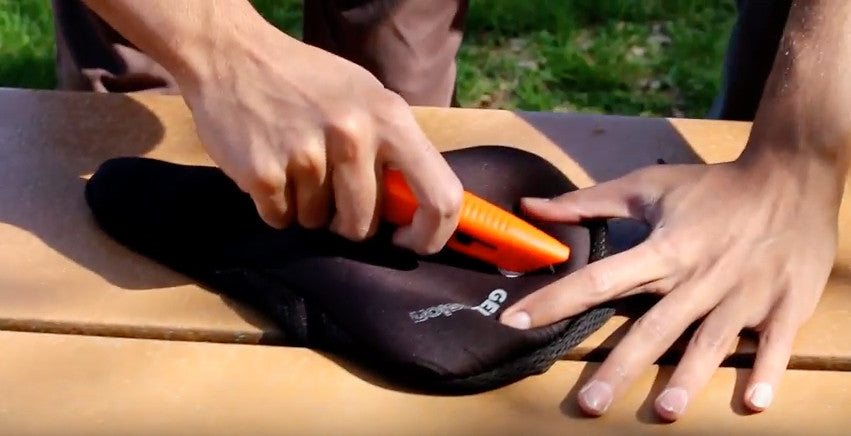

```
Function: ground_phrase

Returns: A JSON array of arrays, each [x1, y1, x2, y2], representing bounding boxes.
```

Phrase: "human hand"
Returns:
[[498, 156, 842, 421], [175, 21, 462, 254]]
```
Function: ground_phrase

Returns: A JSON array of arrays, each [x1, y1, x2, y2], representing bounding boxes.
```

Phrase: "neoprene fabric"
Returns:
[[85, 145, 615, 394]]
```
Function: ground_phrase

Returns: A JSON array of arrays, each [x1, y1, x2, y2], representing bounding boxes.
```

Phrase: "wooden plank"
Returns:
[[1, 88, 850, 368], [0, 330, 848, 436]]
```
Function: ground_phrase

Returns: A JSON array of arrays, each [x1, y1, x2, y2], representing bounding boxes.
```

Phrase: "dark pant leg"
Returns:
[[51, 0, 468, 104], [303, 0, 469, 107], [51, 0, 180, 93], [709, 0, 793, 120]]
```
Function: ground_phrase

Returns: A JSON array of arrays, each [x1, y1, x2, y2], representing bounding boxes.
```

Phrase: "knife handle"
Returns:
[[381, 169, 570, 273]]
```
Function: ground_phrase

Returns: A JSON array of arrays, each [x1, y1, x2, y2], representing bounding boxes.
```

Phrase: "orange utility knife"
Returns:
[[381, 169, 571, 275]]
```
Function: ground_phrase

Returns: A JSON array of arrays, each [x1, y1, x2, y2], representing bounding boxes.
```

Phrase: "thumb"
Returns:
[[521, 176, 647, 222]]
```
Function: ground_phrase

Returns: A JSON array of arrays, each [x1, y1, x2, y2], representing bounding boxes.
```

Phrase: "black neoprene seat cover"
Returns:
[[84, 145, 614, 394]]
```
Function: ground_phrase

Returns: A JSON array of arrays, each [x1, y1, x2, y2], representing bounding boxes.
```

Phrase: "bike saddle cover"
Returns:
[[84, 145, 614, 394]]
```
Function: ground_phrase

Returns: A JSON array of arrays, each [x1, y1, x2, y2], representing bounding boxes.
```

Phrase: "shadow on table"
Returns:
[[515, 111, 706, 179], [0, 90, 195, 288], [0, 89, 282, 337]]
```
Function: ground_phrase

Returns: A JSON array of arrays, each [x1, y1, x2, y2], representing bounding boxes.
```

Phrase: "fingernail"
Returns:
[[579, 380, 613, 415], [656, 387, 689, 417], [500, 311, 531, 329], [748, 382, 773, 410]]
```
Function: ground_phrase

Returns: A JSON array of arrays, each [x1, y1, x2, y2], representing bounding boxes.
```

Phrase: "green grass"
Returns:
[[0, 0, 56, 90], [0, 0, 737, 118]]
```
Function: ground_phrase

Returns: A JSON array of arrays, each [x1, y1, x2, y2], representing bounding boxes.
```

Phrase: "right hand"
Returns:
[[175, 20, 463, 254]]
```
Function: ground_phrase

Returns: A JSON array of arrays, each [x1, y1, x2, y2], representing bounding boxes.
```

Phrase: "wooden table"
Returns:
[[1, 88, 849, 434]]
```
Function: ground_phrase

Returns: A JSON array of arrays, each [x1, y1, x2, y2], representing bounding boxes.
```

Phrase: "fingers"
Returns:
[[244, 162, 293, 229], [241, 90, 460, 250], [251, 187, 293, 229], [745, 302, 799, 412], [248, 135, 331, 231], [575, 280, 718, 417], [380, 96, 462, 255], [326, 112, 381, 241], [389, 164, 462, 255], [293, 168, 332, 229], [330, 159, 380, 241], [521, 175, 648, 223], [499, 239, 671, 329], [290, 141, 332, 229], [653, 294, 748, 421]]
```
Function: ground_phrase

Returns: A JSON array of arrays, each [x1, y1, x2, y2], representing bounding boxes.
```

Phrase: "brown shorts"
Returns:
[[50, 0, 469, 107]]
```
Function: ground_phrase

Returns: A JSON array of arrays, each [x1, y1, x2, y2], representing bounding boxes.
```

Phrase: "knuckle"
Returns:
[[691, 325, 730, 354], [631, 310, 669, 343], [329, 135, 365, 164], [623, 167, 663, 210], [444, 180, 465, 214], [327, 110, 373, 162], [786, 289, 820, 323], [290, 144, 326, 178], [378, 92, 409, 115], [582, 265, 615, 297], [758, 323, 795, 350], [375, 93, 414, 129], [648, 229, 688, 270], [241, 163, 285, 197], [332, 109, 370, 138], [421, 182, 464, 223], [646, 277, 675, 296]]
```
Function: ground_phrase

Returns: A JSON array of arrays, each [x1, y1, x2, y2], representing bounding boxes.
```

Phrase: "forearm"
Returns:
[[79, 0, 294, 86], [742, 0, 851, 185]]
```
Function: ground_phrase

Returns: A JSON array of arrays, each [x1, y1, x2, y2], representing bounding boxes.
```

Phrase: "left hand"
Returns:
[[499, 155, 841, 421]]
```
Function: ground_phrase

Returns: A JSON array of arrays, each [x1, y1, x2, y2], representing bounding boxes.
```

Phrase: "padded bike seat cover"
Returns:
[[84, 145, 614, 394]]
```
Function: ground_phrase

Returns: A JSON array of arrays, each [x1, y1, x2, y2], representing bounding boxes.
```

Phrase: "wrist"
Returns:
[[738, 102, 850, 188], [162, 4, 298, 95], [735, 130, 847, 211]]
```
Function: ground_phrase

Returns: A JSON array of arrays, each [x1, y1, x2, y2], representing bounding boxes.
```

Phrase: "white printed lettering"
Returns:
[[409, 289, 511, 323]]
